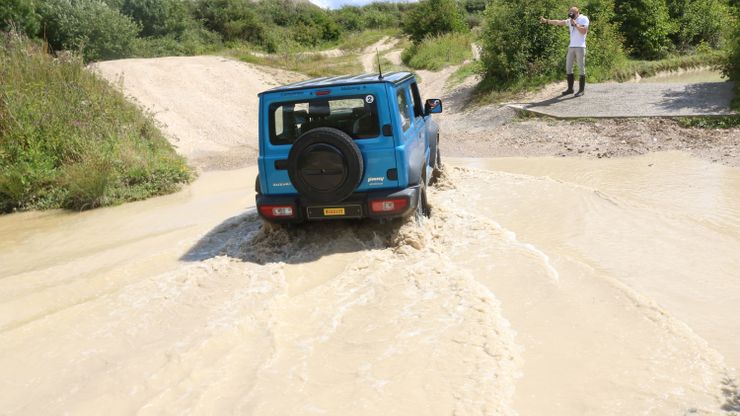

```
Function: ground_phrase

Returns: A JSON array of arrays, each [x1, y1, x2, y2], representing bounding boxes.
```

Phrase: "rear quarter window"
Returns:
[[396, 89, 411, 132]]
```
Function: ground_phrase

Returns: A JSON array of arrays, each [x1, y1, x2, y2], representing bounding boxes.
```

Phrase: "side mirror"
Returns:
[[425, 99, 443, 115]]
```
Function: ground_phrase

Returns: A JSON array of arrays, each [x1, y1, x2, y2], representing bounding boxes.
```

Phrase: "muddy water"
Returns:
[[639, 68, 725, 83], [1, 153, 739, 414]]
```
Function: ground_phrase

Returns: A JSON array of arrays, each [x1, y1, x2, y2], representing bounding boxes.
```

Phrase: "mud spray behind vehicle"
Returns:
[[256, 72, 443, 224]]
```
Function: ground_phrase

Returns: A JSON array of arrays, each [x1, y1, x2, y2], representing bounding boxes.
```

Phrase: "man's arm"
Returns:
[[571, 19, 589, 34], [539, 16, 566, 26]]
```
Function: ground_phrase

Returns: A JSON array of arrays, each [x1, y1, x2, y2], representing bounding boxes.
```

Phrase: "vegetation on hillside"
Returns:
[[1, 0, 413, 61], [0, 33, 191, 212]]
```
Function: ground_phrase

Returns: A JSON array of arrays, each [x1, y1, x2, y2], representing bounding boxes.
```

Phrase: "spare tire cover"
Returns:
[[288, 127, 364, 204]]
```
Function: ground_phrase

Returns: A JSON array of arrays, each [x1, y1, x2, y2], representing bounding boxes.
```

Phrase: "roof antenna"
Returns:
[[376, 50, 383, 80]]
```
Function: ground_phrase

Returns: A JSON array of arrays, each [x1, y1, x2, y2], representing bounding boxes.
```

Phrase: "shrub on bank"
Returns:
[[0, 33, 192, 212], [614, 0, 675, 59], [480, 0, 569, 89], [0, 0, 40, 35], [402, 0, 467, 44], [667, 0, 733, 50], [581, 0, 627, 81], [723, 7, 740, 109], [194, 0, 265, 43], [38, 0, 140, 62]]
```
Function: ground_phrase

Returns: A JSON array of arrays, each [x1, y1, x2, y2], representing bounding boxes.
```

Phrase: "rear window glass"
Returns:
[[269, 95, 379, 145]]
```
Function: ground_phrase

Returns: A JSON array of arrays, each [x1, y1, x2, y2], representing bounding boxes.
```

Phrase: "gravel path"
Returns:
[[509, 81, 736, 118]]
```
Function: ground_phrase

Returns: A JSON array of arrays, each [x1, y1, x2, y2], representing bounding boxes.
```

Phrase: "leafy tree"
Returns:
[[38, 0, 139, 61], [480, 0, 568, 87], [676, 0, 731, 48], [335, 6, 363, 31], [402, 0, 468, 43], [582, 0, 626, 78], [0, 0, 40, 35], [614, 0, 675, 59], [722, 7, 739, 108], [253, 0, 340, 47], [119, 0, 168, 37]]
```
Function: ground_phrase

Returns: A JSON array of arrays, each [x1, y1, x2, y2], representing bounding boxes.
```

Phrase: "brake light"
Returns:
[[370, 198, 408, 213], [259, 205, 295, 218], [315, 90, 331, 96]]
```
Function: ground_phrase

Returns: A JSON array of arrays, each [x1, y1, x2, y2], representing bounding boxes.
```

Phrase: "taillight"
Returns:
[[259, 205, 296, 218], [369, 198, 408, 213]]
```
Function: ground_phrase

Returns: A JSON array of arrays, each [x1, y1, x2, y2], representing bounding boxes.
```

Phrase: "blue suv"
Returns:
[[256, 72, 442, 223]]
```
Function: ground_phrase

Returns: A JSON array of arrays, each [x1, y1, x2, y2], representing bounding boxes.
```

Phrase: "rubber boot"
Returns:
[[575, 75, 585, 96], [562, 74, 575, 95]]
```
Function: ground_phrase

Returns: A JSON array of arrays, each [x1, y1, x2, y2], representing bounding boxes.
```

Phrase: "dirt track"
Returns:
[[92, 56, 303, 170], [1, 53, 739, 414]]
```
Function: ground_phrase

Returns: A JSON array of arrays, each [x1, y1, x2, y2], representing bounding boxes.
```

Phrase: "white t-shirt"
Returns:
[[566, 15, 589, 48]]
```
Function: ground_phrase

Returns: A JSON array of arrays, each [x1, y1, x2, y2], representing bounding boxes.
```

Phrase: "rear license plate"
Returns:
[[307, 205, 362, 219], [324, 208, 345, 216]]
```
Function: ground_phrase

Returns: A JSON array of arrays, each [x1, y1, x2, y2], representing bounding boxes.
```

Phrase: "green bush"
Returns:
[[0, 0, 40, 36], [402, 0, 467, 43], [38, 0, 140, 62], [480, 0, 569, 89], [119, 0, 168, 37], [723, 8, 739, 109], [401, 32, 473, 70], [676, 0, 732, 49], [118, 0, 197, 38], [334, 4, 401, 32], [0, 33, 191, 212], [251, 0, 340, 48], [131, 26, 222, 57], [614, 0, 675, 59], [195, 0, 265, 43], [582, 0, 627, 80], [335, 6, 364, 31]]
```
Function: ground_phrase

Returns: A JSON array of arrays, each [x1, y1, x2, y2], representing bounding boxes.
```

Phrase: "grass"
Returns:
[[609, 51, 726, 82], [338, 28, 400, 52], [447, 61, 482, 88], [401, 32, 472, 71], [0, 33, 193, 213], [226, 28, 405, 78], [676, 115, 740, 129], [235, 49, 363, 78]]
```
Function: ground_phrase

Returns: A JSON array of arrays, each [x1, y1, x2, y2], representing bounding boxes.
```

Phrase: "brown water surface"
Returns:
[[1, 153, 738, 414], [639, 68, 725, 83]]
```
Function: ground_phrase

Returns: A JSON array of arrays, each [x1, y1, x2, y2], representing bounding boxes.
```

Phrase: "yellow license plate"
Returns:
[[323, 207, 345, 216]]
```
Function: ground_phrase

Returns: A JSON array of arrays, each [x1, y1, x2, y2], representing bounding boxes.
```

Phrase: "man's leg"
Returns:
[[575, 48, 586, 96], [563, 48, 575, 95]]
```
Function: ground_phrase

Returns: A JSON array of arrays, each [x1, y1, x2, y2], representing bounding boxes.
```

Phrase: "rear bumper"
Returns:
[[256, 186, 420, 223]]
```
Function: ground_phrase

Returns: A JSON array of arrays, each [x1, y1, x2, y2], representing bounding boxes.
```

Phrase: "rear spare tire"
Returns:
[[287, 127, 364, 204]]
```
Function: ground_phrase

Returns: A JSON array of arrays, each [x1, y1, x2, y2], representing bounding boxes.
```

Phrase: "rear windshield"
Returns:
[[269, 95, 379, 145]]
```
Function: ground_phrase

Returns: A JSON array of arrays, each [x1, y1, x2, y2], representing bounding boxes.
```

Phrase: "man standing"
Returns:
[[540, 7, 590, 96]]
